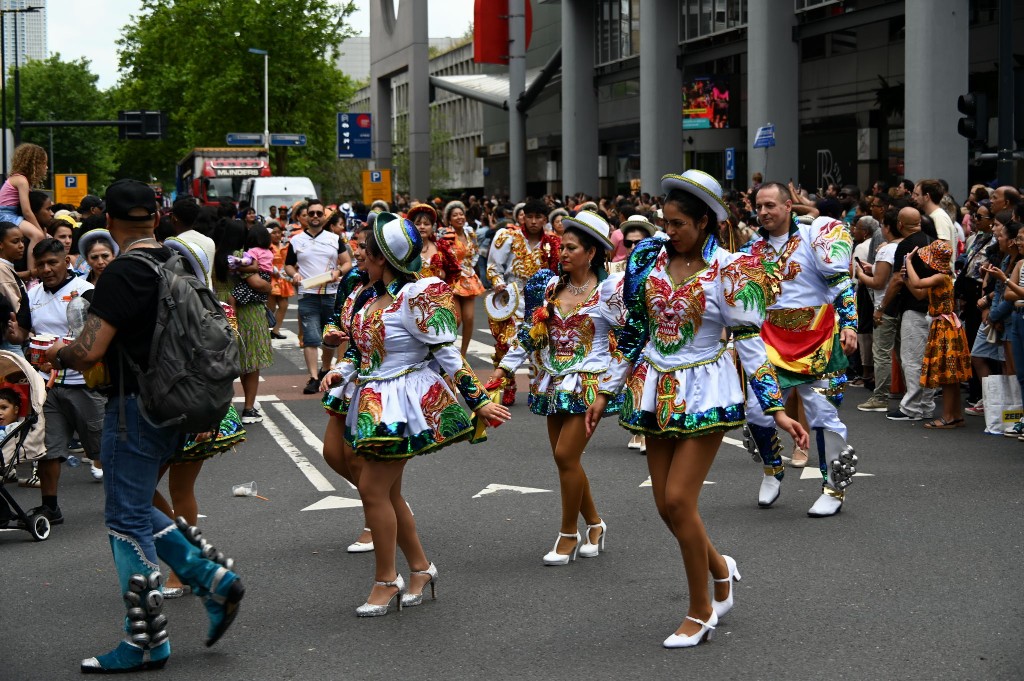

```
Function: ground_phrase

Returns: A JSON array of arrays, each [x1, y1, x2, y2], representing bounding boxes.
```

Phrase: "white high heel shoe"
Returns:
[[347, 528, 374, 553], [400, 563, 438, 607], [579, 520, 606, 558], [663, 609, 718, 648], [355, 574, 405, 617], [542, 532, 580, 565], [712, 555, 741, 619]]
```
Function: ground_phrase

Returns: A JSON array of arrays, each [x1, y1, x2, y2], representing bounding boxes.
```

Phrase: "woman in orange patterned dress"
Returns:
[[441, 201, 486, 356], [906, 240, 971, 429], [267, 222, 294, 339]]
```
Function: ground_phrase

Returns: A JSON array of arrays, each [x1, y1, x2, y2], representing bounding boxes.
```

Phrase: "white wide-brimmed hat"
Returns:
[[561, 210, 614, 251], [619, 214, 657, 238], [165, 236, 212, 288], [484, 285, 521, 322], [77, 228, 120, 258], [373, 211, 422, 275], [661, 170, 729, 223]]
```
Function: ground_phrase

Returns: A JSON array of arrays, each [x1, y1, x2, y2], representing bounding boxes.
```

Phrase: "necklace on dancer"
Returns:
[[566, 275, 594, 296]]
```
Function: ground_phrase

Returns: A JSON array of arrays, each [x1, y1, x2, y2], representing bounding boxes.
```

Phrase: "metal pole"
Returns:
[[263, 52, 269, 152], [997, 0, 1014, 186], [1, 11, 6, 178], [48, 122, 52, 189], [12, 10, 19, 146], [508, 0, 526, 200]]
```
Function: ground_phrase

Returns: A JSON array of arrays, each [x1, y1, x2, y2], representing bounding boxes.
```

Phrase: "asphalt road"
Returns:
[[2, 306, 1023, 681]]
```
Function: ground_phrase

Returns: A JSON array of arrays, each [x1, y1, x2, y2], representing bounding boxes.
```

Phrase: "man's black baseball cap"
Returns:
[[105, 179, 157, 222]]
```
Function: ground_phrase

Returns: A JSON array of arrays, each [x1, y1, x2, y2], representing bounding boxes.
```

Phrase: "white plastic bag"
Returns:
[[982, 375, 1023, 435]]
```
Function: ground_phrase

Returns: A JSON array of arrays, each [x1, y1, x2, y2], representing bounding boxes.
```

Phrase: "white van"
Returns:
[[240, 176, 317, 218]]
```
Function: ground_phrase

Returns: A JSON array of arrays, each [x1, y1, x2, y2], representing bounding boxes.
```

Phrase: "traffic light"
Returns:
[[957, 92, 988, 144]]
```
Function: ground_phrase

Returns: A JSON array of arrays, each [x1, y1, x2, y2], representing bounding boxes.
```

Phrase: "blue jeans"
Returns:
[[297, 293, 335, 347], [100, 395, 181, 564]]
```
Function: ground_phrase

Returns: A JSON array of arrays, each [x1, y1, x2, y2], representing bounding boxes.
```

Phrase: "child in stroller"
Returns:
[[0, 349, 51, 540]]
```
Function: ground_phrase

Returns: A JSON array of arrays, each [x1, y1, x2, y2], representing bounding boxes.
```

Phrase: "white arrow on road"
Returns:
[[301, 496, 364, 511], [473, 483, 551, 498], [640, 476, 714, 487], [799, 467, 874, 479]]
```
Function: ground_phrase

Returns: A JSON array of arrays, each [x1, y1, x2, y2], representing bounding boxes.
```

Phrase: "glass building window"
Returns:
[[794, 0, 841, 11], [595, 0, 640, 66], [680, 0, 747, 43]]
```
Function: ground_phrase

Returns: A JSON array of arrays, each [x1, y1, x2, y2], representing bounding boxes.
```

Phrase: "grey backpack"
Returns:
[[119, 249, 240, 433]]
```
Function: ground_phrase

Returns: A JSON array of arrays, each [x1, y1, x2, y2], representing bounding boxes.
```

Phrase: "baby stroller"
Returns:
[[0, 349, 50, 541]]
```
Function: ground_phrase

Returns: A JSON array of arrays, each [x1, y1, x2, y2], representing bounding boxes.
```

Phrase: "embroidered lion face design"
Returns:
[[645, 263, 716, 355], [548, 313, 595, 372]]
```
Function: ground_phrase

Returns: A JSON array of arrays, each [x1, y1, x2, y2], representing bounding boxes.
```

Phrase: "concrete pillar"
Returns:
[[746, 3, 799, 185], [509, 0, 527, 201], [640, 0, 682, 195], [904, 0, 969, 198], [371, 76, 393, 178], [407, 9, 430, 201], [561, 0, 598, 197]]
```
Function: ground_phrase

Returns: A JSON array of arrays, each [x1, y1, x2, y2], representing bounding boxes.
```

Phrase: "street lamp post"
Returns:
[[0, 4, 41, 176], [248, 48, 269, 152]]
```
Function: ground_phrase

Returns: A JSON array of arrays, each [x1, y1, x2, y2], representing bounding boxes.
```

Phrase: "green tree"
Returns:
[[391, 112, 455, 197], [12, 55, 118, 190], [114, 0, 357, 193]]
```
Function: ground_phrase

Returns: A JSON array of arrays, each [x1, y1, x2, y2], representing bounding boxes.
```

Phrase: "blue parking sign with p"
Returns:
[[370, 171, 382, 183], [65, 176, 78, 188]]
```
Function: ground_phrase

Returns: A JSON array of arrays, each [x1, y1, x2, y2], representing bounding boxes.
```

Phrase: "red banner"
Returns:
[[474, 0, 532, 65]]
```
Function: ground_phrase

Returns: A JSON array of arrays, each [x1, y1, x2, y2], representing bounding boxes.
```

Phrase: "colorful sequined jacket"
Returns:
[[331, 277, 491, 411], [744, 216, 857, 332], [499, 270, 627, 388], [323, 267, 367, 341], [439, 224, 482, 272], [419, 236, 462, 286], [610, 236, 786, 414], [485, 226, 561, 289]]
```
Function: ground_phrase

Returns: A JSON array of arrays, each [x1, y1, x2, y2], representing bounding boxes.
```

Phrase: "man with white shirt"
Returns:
[[284, 198, 344, 394], [25, 238, 105, 525], [914, 180, 955, 263]]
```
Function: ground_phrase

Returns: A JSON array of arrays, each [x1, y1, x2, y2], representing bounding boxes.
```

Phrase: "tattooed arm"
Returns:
[[43, 313, 116, 371]]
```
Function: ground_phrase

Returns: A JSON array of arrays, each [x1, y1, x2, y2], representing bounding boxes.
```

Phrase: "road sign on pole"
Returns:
[[338, 113, 372, 159], [753, 123, 776, 149], [226, 132, 265, 146], [725, 147, 735, 181], [55, 174, 87, 206], [269, 133, 306, 147], [362, 168, 391, 205]]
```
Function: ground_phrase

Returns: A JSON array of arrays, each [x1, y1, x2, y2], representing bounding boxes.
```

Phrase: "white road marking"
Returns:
[[301, 495, 363, 511], [233, 394, 279, 403], [270, 402, 356, 490], [473, 483, 551, 498], [799, 467, 874, 480], [258, 411, 336, 493], [640, 476, 714, 487], [233, 376, 265, 383], [722, 436, 744, 449]]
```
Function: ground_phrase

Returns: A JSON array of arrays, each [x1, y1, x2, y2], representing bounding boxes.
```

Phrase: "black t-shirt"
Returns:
[[89, 245, 173, 396], [891, 230, 932, 315]]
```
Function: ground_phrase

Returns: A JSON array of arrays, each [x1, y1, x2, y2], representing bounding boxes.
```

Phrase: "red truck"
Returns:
[[176, 147, 271, 206]]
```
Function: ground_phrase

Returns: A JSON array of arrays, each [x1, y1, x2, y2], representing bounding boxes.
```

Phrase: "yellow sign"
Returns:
[[362, 169, 391, 206], [55, 174, 88, 207]]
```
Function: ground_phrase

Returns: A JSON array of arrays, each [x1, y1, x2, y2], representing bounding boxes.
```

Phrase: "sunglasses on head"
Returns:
[[308, 211, 324, 217]]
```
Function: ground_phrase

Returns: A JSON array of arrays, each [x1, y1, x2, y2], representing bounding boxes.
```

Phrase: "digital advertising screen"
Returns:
[[682, 76, 731, 130]]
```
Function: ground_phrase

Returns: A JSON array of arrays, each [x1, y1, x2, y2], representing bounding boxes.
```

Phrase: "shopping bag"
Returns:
[[982, 374, 1023, 435]]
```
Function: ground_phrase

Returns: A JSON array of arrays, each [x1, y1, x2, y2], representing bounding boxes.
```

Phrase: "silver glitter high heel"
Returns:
[[712, 555, 741, 619], [542, 532, 580, 565], [355, 574, 405, 617], [400, 563, 438, 607]]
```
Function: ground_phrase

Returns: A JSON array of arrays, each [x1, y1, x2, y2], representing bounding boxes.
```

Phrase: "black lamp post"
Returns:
[[0, 4, 40, 177]]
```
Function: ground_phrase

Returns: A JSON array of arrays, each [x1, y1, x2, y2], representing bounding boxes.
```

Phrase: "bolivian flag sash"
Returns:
[[761, 304, 837, 376]]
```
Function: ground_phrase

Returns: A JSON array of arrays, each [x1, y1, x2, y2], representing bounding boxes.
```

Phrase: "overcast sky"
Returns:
[[47, 0, 476, 91]]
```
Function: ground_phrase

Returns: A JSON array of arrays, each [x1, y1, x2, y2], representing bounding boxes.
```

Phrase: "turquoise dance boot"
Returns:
[[153, 518, 245, 646], [81, 533, 171, 674]]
